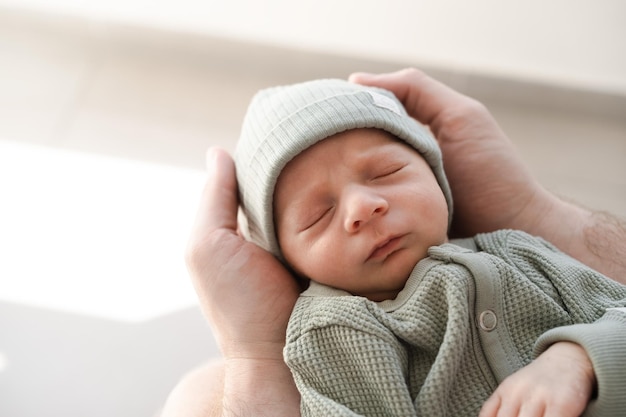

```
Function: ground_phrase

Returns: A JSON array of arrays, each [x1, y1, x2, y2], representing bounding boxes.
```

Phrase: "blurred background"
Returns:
[[0, 0, 624, 415]]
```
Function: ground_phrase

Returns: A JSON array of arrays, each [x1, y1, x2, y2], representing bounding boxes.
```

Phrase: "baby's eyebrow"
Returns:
[[281, 185, 317, 212], [353, 149, 405, 172], [284, 206, 319, 233]]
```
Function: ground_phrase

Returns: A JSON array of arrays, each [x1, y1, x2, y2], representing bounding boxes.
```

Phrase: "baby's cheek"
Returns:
[[309, 243, 345, 274]]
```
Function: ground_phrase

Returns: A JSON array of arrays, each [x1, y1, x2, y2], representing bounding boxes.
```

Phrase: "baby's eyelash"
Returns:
[[374, 165, 404, 179], [302, 207, 332, 231]]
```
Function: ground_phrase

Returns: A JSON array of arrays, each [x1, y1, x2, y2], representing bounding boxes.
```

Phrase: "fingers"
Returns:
[[480, 392, 523, 417], [481, 396, 554, 417], [480, 391, 547, 417], [478, 392, 501, 417], [349, 68, 475, 128], [186, 147, 239, 269], [196, 147, 239, 234]]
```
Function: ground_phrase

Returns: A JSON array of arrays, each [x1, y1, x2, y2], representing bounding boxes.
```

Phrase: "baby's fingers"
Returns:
[[480, 390, 549, 417], [478, 391, 501, 417], [479, 390, 525, 417]]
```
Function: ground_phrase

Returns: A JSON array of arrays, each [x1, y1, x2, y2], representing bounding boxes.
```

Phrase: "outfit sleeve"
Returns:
[[284, 298, 416, 417], [477, 230, 626, 417]]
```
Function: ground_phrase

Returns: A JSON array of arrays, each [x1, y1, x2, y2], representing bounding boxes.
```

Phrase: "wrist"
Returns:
[[521, 191, 590, 255], [222, 340, 287, 361], [222, 357, 300, 417], [512, 188, 592, 259], [521, 191, 626, 280]]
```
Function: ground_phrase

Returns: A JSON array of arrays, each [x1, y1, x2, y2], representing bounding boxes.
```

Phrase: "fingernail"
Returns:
[[348, 72, 373, 82], [205, 147, 220, 170]]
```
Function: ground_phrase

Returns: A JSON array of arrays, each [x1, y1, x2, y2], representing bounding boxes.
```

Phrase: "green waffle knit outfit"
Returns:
[[284, 229, 626, 417]]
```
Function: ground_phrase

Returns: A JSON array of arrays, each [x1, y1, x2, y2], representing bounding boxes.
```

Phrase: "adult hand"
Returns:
[[185, 147, 301, 415], [479, 342, 596, 417], [186, 147, 300, 359], [351, 68, 626, 282], [350, 68, 552, 238]]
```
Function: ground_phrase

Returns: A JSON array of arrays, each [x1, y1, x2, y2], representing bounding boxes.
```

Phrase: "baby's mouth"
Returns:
[[367, 235, 404, 261]]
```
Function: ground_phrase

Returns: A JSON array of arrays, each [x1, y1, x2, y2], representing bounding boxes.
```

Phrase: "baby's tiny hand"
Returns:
[[479, 341, 596, 417]]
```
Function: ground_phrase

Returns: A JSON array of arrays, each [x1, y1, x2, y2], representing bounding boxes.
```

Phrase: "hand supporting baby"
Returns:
[[184, 148, 301, 416]]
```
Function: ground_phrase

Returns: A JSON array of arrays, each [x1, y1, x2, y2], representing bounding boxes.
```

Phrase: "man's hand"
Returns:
[[350, 68, 548, 238], [186, 148, 300, 359], [184, 148, 301, 416], [351, 68, 626, 282]]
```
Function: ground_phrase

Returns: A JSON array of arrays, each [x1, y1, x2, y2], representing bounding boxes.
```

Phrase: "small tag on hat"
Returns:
[[367, 91, 402, 115]]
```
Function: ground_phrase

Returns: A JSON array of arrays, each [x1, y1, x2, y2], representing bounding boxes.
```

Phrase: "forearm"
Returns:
[[520, 190, 626, 283], [580, 211, 626, 283], [222, 358, 301, 417]]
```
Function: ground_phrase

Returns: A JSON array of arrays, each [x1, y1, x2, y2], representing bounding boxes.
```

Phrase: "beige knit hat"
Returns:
[[234, 79, 452, 258]]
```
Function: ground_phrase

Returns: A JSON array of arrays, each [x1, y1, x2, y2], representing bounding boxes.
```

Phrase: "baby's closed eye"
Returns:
[[371, 163, 407, 181], [301, 206, 334, 231]]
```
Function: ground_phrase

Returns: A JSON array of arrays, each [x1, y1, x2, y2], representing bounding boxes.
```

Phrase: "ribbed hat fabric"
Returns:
[[234, 79, 452, 258]]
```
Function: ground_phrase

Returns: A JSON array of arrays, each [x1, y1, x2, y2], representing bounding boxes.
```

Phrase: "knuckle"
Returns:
[[401, 67, 424, 77], [450, 97, 489, 121]]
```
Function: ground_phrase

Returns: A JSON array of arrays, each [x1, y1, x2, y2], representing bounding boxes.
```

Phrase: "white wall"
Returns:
[[2, 0, 625, 93]]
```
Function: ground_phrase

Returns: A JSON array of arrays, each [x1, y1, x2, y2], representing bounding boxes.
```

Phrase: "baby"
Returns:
[[234, 79, 626, 416]]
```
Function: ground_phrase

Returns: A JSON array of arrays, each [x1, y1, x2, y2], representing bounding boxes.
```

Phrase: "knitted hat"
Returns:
[[234, 79, 452, 258]]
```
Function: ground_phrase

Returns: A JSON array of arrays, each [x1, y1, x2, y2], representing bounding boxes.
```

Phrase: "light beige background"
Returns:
[[0, 3, 624, 417]]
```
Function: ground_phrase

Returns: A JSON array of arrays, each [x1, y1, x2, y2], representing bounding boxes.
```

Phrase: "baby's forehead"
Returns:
[[274, 128, 423, 191], [280, 127, 416, 170]]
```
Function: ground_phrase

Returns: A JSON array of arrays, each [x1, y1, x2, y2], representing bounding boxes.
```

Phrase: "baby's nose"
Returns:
[[343, 187, 389, 232]]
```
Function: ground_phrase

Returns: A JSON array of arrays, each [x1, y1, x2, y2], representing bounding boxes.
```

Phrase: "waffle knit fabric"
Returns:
[[234, 79, 452, 258], [285, 230, 626, 416]]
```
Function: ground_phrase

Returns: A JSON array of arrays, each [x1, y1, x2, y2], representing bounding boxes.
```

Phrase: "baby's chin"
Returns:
[[385, 245, 426, 278], [358, 263, 417, 301], [358, 285, 405, 302]]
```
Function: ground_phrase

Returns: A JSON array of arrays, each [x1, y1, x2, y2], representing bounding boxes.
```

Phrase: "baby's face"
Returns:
[[274, 128, 448, 301]]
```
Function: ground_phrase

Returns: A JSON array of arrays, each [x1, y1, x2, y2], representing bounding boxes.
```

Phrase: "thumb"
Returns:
[[205, 148, 239, 231], [188, 148, 239, 250]]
